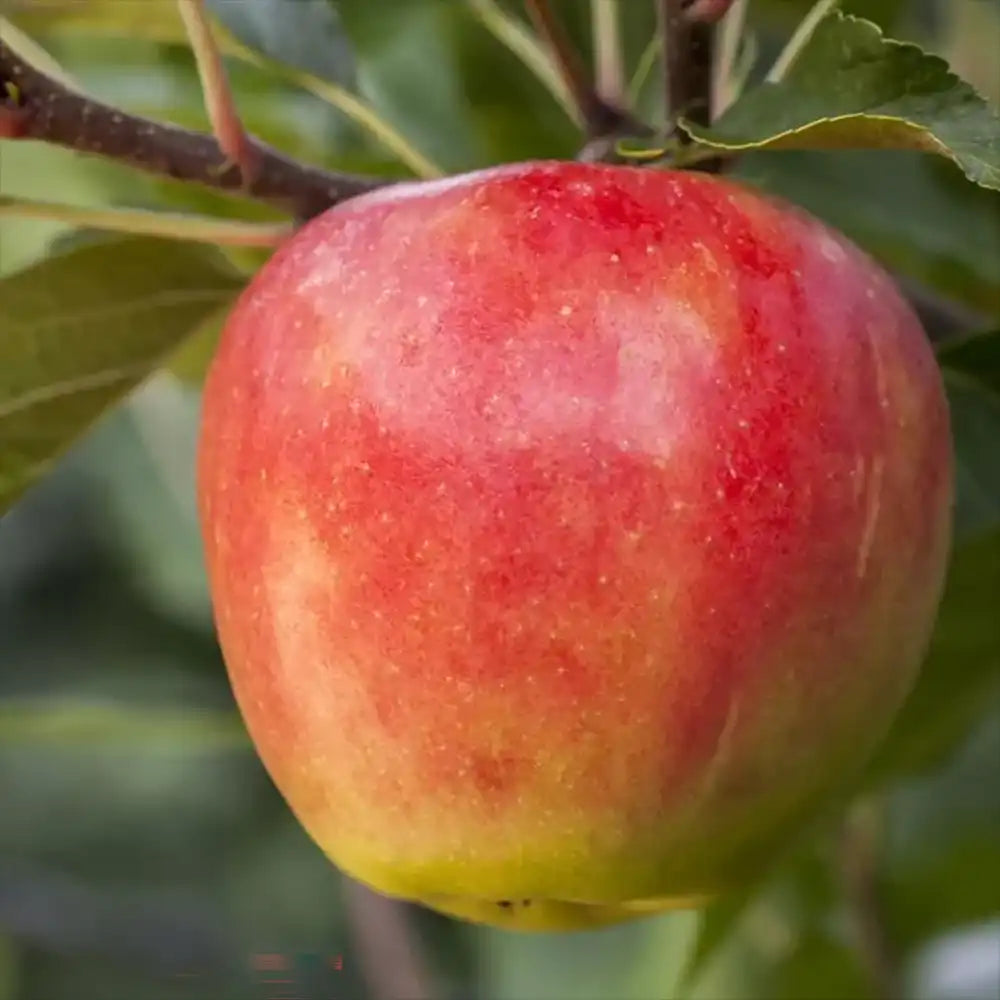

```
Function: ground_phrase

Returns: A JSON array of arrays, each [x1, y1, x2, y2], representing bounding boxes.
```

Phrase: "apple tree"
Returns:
[[0, 2, 998, 999]]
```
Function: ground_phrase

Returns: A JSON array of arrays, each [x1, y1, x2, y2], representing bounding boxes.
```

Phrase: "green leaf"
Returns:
[[478, 911, 699, 1000], [0, 935, 17, 1000], [7, 0, 192, 45], [0, 698, 248, 750], [167, 301, 234, 385], [684, 837, 868, 1000], [946, 370, 1000, 541], [884, 706, 1000, 949], [939, 327, 1000, 395], [0, 237, 244, 515], [463, 0, 576, 123], [684, 12, 1000, 190], [733, 151, 1000, 318], [753, 0, 908, 33], [678, 892, 755, 993], [866, 531, 1000, 782], [0, 140, 123, 279], [13, 0, 356, 96], [864, 337, 1000, 781], [332, 0, 578, 172], [205, 0, 356, 87], [91, 384, 213, 628]]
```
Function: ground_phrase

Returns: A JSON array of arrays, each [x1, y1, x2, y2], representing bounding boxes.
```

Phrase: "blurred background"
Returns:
[[0, 1, 998, 998]]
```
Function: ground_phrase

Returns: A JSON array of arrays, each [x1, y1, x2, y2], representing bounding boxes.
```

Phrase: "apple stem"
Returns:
[[0, 13, 983, 345], [0, 33, 385, 222]]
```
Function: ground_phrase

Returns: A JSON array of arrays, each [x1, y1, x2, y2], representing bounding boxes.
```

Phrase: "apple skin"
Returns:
[[198, 161, 952, 931]]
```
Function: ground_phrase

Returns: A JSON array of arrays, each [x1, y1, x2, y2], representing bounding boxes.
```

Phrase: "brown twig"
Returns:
[[342, 880, 436, 1000], [0, 37, 385, 221], [659, 0, 716, 132], [0, 86, 27, 137], [839, 799, 902, 1000], [683, 0, 737, 23], [1, 13, 985, 350], [523, 0, 639, 143]]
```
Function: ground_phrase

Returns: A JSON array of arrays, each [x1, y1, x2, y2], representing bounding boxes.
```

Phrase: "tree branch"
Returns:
[[2, 15, 986, 354], [0, 37, 386, 221], [659, 0, 716, 133]]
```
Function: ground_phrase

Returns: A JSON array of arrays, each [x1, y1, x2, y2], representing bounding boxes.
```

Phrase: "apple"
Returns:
[[197, 161, 952, 931]]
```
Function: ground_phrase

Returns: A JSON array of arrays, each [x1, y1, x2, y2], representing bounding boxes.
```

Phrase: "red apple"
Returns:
[[197, 161, 952, 930]]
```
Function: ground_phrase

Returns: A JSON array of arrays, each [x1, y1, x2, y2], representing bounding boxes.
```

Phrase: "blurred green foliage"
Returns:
[[0, 2, 998, 999]]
